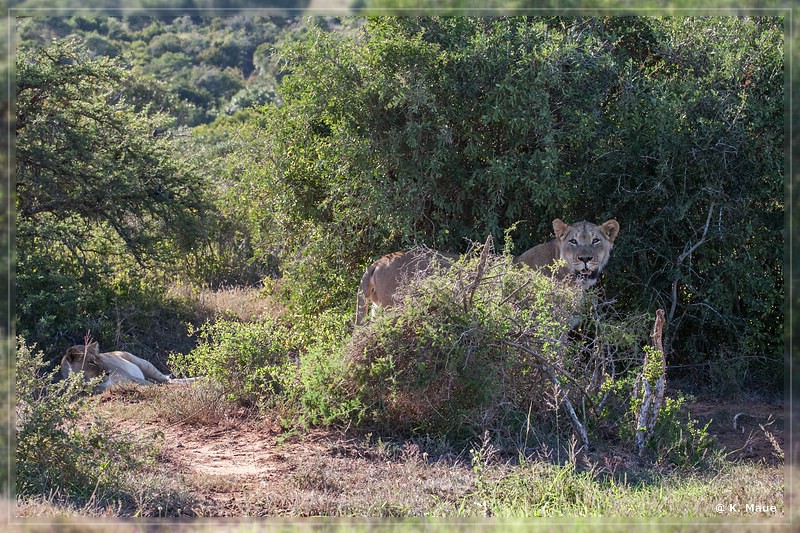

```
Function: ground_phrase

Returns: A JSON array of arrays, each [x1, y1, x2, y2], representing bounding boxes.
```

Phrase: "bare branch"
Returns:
[[670, 203, 715, 323], [463, 234, 493, 311], [677, 202, 715, 264]]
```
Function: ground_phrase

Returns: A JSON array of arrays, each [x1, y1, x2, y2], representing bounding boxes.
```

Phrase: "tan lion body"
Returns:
[[355, 218, 619, 325], [355, 249, 457, 325], [61, 341, 183, 393], [514, 219, 620, 289]]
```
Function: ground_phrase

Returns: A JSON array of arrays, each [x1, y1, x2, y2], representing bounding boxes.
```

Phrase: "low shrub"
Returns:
[[643, 394, 715, 468], [335, 243, 707, 466], [169, 316, 300, 409], [295, 340, 361, 428], [169, 244, 713, 467], [343, 245, 606, 443], [15, 337, 158, 506]]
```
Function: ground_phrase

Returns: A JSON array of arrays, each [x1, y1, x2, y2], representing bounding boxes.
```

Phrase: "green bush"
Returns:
[[226, 16, 782, 393], [644, 394, 715, 468], [15, 337, 156, 504], [15, 37, 209, 364], [169, 307, 359, 427], [295, 340, 362, 428], [169, 317, 300, 408], [341, 247, 611, 442]]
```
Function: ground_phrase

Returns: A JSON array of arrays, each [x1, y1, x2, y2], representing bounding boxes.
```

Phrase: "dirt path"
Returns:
[[104, 390, 785, 517], [122, 409, 474, 517], [159, 422, 335, 516]]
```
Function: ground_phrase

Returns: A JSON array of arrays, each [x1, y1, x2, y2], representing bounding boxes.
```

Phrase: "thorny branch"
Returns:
[[463, 234, 493, 311]]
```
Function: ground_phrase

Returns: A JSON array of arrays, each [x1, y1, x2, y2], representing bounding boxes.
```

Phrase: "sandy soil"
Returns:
[[688, 400, 785, 464]]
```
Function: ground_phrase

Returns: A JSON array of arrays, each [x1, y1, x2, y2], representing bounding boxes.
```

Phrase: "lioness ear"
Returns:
[[86, 341, 100, 356], [65, 349, 79, 363], [552, 219, 570, 241], [601, 220, 620, 244]]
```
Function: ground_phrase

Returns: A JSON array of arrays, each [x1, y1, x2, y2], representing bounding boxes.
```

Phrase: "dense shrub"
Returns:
[[169, 317, 300, 408], [339, 245, 628, 443], [166, 245, 711, 463], [336, 247, 713, 464], [230, 16, 783, 392], [168, 308, 357, 425]]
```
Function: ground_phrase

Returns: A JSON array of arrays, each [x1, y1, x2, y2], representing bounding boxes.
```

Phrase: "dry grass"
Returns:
[[14, 381, 788, 522], [166, 284, 285, 323]]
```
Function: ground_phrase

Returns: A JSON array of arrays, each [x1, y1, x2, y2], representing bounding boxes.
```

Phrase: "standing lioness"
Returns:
[[514, 219, 620, 289], [355, 218, 619, 325]]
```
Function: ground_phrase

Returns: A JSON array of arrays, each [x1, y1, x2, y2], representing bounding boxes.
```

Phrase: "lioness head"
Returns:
[[61, 341, 104, 380], [553, 218, 620, 289]]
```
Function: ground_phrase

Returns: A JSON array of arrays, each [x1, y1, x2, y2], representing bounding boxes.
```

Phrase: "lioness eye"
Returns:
[[592, 238, 601, 245], [569, 239, 578, 245]]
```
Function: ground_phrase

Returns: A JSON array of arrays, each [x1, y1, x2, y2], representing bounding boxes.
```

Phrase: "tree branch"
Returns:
[[463, 234, 493, 311], [677, 202, 715, 264], [670, 202, 715, 323]]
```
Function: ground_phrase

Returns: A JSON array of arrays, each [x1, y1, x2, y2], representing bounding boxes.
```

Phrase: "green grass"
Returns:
[[463, 460, 784, 518]]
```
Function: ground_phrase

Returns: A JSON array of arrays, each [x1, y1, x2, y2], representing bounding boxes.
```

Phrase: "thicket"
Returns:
[[14, 36, 217, 365], [171, 243, 713, 464], [210, 16, 783, 392]]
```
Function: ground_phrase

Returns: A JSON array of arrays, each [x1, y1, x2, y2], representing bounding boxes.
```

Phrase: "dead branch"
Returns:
[[463, 234, 493, 311], [650, 308, 666, 354], [677, 203, 715, 263], [81, 330, 94, 372], [503, 338, 591, 448], [541, 362, 589, 449], [635, 309, 667, 456]]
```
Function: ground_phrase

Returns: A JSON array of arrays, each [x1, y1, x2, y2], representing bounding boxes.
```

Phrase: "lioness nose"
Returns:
[[578, 256, 592, 264]]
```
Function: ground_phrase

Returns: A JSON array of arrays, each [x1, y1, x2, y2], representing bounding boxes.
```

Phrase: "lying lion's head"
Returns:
[[61, 341, 103, 380], [553, 218, 620, 289]]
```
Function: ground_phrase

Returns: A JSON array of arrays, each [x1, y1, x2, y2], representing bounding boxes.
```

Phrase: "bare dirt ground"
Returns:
[[96, 386, 786, 518], [104, 386, 477, 517], [688, 400, 785, 464]]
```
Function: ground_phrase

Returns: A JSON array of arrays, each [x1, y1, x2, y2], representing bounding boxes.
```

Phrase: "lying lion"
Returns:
[[61, 341, 196, 393], [355, 218, 620, 324]]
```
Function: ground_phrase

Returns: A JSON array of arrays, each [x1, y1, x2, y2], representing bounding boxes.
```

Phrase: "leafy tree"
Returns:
[[16, 15, 309, 128], [15, 37, 210, 356]]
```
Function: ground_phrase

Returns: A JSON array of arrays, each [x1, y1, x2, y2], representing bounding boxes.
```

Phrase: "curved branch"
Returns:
[[670, 202, 715, 323]]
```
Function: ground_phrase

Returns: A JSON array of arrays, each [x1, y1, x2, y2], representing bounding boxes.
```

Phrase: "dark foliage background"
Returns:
[[238, 17, 783, 390]]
